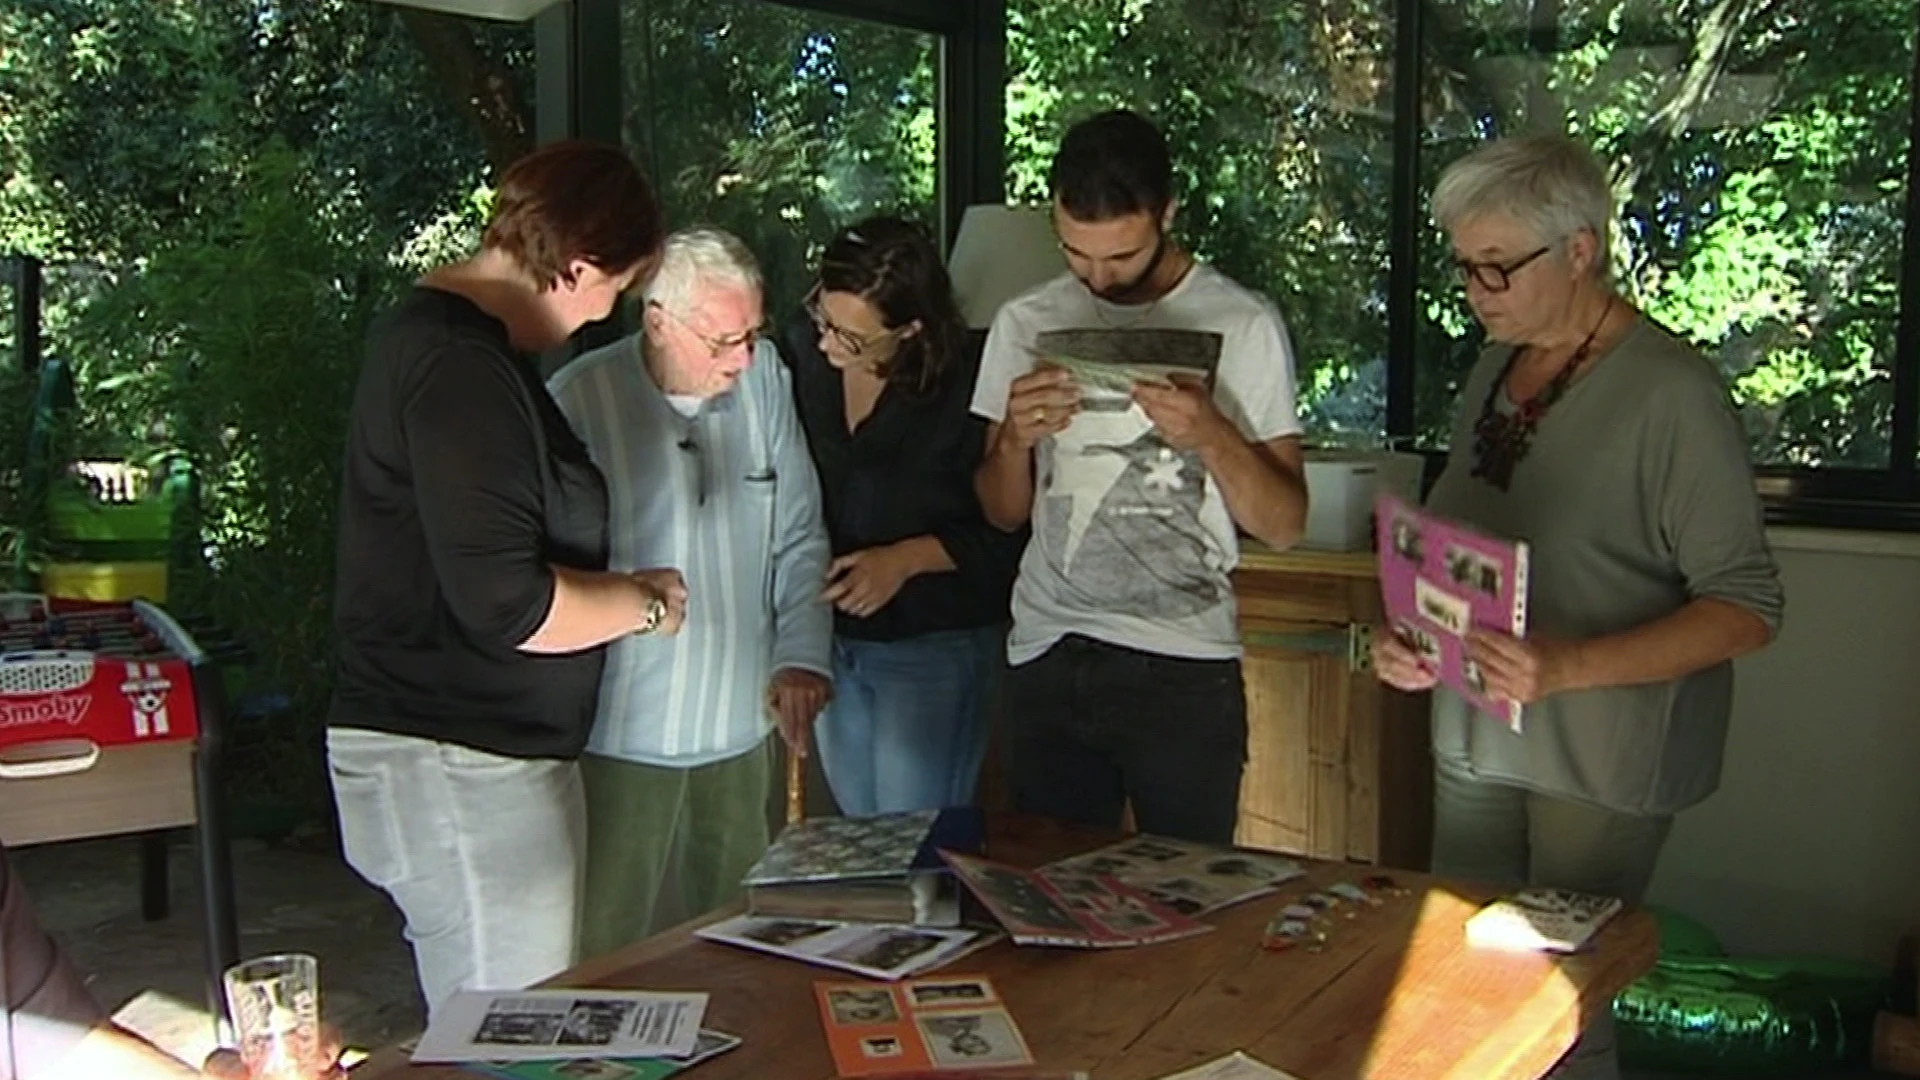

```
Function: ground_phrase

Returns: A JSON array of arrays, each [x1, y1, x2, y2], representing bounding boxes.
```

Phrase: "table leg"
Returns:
[[139, 830, 171, 921], [191, 665, 239, 1038]]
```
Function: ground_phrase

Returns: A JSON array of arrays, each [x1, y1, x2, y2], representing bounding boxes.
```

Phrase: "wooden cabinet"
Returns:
[[1232, 547, 1434, 870]]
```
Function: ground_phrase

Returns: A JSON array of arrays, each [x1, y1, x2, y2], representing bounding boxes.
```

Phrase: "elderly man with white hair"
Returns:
[[550, 228, 833, 955]]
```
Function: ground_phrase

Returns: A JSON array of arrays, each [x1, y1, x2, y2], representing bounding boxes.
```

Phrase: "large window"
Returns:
[[1005, 0, 1398, 443], [1417, 0, 1918, 471], [0, 0, 533, 808], [621, 0, 940, 319]]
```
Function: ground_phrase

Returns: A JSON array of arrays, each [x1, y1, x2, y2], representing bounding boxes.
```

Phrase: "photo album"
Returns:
[[940, 850, 1211, 949], [1374, 493, 1530, 731], [815, 975, 1033, 1077], [742, 807, 983, 927], [1041, 835, 1305, 917]]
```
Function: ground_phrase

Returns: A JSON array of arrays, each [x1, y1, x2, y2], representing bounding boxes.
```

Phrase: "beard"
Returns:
[[1083, 229, 1169, 304]]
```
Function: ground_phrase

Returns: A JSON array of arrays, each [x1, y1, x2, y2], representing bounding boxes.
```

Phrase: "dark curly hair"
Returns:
[[817, 216, 965, 395]]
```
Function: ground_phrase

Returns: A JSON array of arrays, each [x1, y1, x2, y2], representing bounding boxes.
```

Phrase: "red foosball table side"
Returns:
[[0, 594, 240, 1032]]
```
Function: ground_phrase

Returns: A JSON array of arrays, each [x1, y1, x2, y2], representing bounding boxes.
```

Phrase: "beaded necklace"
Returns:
[[1469, 295, 1616, 492]]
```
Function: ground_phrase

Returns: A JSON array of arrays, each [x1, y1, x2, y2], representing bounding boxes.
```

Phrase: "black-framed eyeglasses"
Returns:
[[804, 284, 902, 358], [650, 300, 767, 359], [1452, 246, 1551, 293]]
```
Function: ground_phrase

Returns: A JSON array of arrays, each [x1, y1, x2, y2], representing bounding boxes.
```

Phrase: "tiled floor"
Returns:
[[9, 833, 1900, 1078]]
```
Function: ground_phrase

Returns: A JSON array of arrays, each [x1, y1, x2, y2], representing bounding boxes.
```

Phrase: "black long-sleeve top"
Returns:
[[778, 315, 1021, 643], [330, 288, 611, 758]]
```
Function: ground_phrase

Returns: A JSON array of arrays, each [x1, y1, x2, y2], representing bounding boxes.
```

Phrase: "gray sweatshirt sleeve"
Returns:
[[1648, 357, 1784, 634]]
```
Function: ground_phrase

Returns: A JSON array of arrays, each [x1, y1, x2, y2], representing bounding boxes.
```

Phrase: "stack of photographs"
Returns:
[[695, 914, 999, 980], [465, 1029, 742, 1080]]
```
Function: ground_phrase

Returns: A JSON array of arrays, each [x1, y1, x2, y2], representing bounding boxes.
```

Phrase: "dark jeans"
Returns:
[[1002, 634, 1247, 843]]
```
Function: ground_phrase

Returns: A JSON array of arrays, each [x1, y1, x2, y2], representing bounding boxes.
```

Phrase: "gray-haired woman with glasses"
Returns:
[[1370, 135, 1783, 1078], [777, 216, 1023, 816]]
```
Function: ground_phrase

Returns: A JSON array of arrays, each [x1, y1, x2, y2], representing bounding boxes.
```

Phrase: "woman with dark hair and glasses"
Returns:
[[777, 215, 1022, 815], [1371, 134, 1782, 1078]]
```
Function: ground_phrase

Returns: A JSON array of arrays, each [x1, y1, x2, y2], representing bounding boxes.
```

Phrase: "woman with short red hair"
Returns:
[[326, 141, 687, 1016]]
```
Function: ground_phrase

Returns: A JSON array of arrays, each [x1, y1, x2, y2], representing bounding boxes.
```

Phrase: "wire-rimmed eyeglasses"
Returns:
[[650, 300, 767, 359]]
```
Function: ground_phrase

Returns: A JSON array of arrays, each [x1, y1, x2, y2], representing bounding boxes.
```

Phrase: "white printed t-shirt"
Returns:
[[970, 265, 1303, 664]]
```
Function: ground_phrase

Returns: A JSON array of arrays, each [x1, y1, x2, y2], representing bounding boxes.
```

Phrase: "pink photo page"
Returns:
[[1373, 494, 1530, 731]]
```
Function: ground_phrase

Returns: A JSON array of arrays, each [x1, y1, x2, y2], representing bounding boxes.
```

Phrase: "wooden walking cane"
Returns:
[[786, 744, 806, 825], [769, 684, 808, 825]]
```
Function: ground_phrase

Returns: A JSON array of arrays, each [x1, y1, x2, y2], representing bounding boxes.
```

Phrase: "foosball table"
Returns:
[[0, 593, 238, 1024]]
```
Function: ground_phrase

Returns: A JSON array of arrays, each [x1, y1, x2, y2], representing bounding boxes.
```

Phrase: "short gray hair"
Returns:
[[644, 227, 763, 313], [1431, 134, 1613, 265]]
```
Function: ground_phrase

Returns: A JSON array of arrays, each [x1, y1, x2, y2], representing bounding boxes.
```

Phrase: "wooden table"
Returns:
[[359, 817, 1657, 1080]]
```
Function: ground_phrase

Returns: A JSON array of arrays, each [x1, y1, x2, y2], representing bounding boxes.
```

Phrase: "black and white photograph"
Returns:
[[1140, 890, 1206, 917], [734, 918, 836, 948], [909, 978, 995, 1007], [968, 865, 1084, 933], [1463, 658, 1487, 695], [1142, 878, 1211, 916], [473, 1010, 562, 1046], [552, 1061, 639, 1080], [823, 928, 948, 974], [826, 986, 900, 1026], [1415, 576, 1471, 637], [918, 1011, 1032, 1069], [1049, 873, 1110, 896], [1391, 514, 1425, 562], [680, 1030, 743, 1066], [860, 1036, 904, 1059], [1396, 620, 1443, 664], [1095, 907, 1171, 934], [1072, 854, 1138, 877], [1117, 839, 1188, 862], [1445, 543, 1503, 597], [555, 1000, 635, 1046]]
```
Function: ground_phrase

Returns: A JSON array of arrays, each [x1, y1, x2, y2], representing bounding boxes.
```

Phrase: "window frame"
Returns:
[[542, 0, 1000, 356], [1384, 0, 1920, 530], [554, 0, 1920, 531]]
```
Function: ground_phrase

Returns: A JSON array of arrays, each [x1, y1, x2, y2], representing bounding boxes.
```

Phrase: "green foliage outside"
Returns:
[[621, 0, 939, 315], [0, 0, 1913, 821], [1416, 0, 1915, 464], [1007, 0, 1396, 442], [1, 0, 527, 817]]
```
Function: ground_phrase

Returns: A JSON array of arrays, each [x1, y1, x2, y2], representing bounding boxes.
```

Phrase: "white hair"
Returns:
[[1431, 135, 1614, 270], [643, 227, 763, 313]]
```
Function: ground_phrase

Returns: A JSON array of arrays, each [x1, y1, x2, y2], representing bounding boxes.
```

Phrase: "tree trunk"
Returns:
[[398, 9, 534, 173]]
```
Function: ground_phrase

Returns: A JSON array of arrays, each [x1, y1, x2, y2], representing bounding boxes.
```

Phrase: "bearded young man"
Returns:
[[971, 109, 1309, 844]]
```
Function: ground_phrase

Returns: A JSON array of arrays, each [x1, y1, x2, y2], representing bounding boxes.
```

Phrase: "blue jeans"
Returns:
[[815, 626, 1002, 816]]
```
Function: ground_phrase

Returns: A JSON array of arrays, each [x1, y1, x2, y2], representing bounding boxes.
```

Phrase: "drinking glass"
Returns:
[[223, 952, 324, 1080]]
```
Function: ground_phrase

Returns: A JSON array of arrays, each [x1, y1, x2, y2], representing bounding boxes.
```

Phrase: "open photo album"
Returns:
[[1374, 493, 1530, 731]]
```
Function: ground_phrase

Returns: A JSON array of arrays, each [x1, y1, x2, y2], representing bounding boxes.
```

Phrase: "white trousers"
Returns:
[[326, 727, 586, 1018]]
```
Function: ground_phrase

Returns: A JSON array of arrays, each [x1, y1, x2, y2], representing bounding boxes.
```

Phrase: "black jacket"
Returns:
[[778, 315, 1022, 642]]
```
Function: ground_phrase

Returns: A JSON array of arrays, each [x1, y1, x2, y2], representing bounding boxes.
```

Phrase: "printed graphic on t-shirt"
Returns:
[[1032, 327, 1225, 620]]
